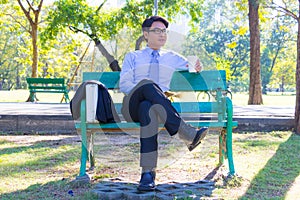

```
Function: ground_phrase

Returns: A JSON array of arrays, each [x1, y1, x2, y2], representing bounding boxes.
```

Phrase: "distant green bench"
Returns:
[[74, 70, 238, 182], [26, 78, 70, 103]]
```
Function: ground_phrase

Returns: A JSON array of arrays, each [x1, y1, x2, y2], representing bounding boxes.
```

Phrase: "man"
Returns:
[[119, 16, 208, 191]]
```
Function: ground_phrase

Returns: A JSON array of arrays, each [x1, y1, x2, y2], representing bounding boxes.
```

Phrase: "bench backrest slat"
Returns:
[[170, 70, 226, 91], [83, 70, 227, 91], [26, 78, 66, 85], [83, 72, 120, 89], [83, 70, 227, 117], [28, 86, 66, 89]]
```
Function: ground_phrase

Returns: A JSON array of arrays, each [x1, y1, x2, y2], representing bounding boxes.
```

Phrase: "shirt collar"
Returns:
[[145, 46, 160, 56]]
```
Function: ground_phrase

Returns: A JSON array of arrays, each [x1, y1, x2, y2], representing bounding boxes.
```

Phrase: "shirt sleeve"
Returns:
[[174, 52, 189, 71], [120, 53, 135, 95], [162, 50, 188, 71]]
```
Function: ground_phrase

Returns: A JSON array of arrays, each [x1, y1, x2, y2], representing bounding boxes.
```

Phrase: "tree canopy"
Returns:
[[0, 0, 297, 103]]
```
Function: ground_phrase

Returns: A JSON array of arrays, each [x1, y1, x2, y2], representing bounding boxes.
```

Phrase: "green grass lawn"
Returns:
[[0, 90, 76, 103], [0, 132, 299, 199], [0, 90, 298, 199], [0, 89, 296, 106], [232, 92, 296, 106]]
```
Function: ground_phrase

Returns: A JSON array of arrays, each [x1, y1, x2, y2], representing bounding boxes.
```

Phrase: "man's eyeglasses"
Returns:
[[148, 28, 169, 34]]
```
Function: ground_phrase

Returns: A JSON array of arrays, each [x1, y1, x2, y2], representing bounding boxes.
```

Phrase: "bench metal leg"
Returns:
[[75, 127, 91, 182], [87, 131, 95, 170], [219, 127, 235, 176], [79, 127, 89, 177], [77, 100, 89, 180], [219, 128, 226, 165], [60, 92, 70, 103], [28, 92, 37, 102], [225, 97, 235, 176], [226, 124, 235, 175]]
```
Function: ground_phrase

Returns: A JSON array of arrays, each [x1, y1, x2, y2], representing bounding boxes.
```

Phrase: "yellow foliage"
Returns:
[[258, 9, 268, 23], [227, 42, 237, 49], [279, 25, 289, 32], [233, 27, 247, 36], [237, 27, 248, 35]]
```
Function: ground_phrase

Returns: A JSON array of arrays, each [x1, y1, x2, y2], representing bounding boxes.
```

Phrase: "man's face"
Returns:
[[143, 21, 167, 50]]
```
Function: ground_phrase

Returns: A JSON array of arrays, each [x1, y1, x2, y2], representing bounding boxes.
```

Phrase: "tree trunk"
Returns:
[[248, 0, 263, 105], [295, 11, 300, 135], [17, 0, 43, 101], [94, 39, 121, 71], [135, 35, 145, 50], [31, 23, 38, 78], [26, 23, 39, 102]]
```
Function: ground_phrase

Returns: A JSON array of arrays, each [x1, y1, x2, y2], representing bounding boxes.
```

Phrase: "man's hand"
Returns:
[[194, 59, 203, 72]]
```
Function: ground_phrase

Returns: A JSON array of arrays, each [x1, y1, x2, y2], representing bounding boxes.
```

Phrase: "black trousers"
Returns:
[[121, 79, 182, 167]]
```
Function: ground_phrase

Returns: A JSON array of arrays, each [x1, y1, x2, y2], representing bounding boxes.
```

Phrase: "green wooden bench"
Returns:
[[74, 70, 238, 182], [26, 78, 70, 103]]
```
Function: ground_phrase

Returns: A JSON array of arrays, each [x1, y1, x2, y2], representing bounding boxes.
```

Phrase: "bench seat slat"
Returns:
[[113, 102, 222, 114], [75, 121, 238, 129], [29, 90, 67, 93], [29, 86, 67, 89]]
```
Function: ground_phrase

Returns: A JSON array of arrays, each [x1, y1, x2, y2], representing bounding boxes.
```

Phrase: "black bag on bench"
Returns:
[[70, 80, 120, 123]]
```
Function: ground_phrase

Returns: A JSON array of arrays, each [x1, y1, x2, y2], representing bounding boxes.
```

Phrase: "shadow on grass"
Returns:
[[0, 136, 80, 156], [0, 178, 215, 200], [0, 137, 81, 178], [239, 134, 300, 199], [0, 178, 97, 200], [0, 136, 101, 200]]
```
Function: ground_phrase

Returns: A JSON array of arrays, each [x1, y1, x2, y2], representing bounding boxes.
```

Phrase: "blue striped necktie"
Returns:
[[149, 50, 159, 83]]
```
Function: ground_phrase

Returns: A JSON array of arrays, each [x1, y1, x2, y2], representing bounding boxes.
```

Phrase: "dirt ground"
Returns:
[[0, 130, 231, 185], [4, 131, 299, 199]]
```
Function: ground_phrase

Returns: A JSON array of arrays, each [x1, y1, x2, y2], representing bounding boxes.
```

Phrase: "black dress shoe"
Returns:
[[188, 127, 208, 151], [137, 171, 156, 191]]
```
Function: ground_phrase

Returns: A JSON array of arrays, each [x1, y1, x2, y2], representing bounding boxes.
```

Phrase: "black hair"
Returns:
[[142, 16, 169, 31]]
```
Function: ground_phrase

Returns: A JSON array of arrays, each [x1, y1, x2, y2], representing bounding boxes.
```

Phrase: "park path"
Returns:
[[0, 102, 295, 133]]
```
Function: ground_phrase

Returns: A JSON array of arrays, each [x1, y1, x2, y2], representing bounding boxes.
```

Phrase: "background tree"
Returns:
[[2, 0, 45, 101], [0, 4, 24, 90], [270, 50, 296, 93], [0, 1, 87, 91], [182, 0, 251, 92], [42, 0, 204, 71], [0, 0, 298, 106], [260, 16, 293, 94], [265, 0, 300, 134], [16, 0, 43, 78], [248, 0, 263, 104]]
